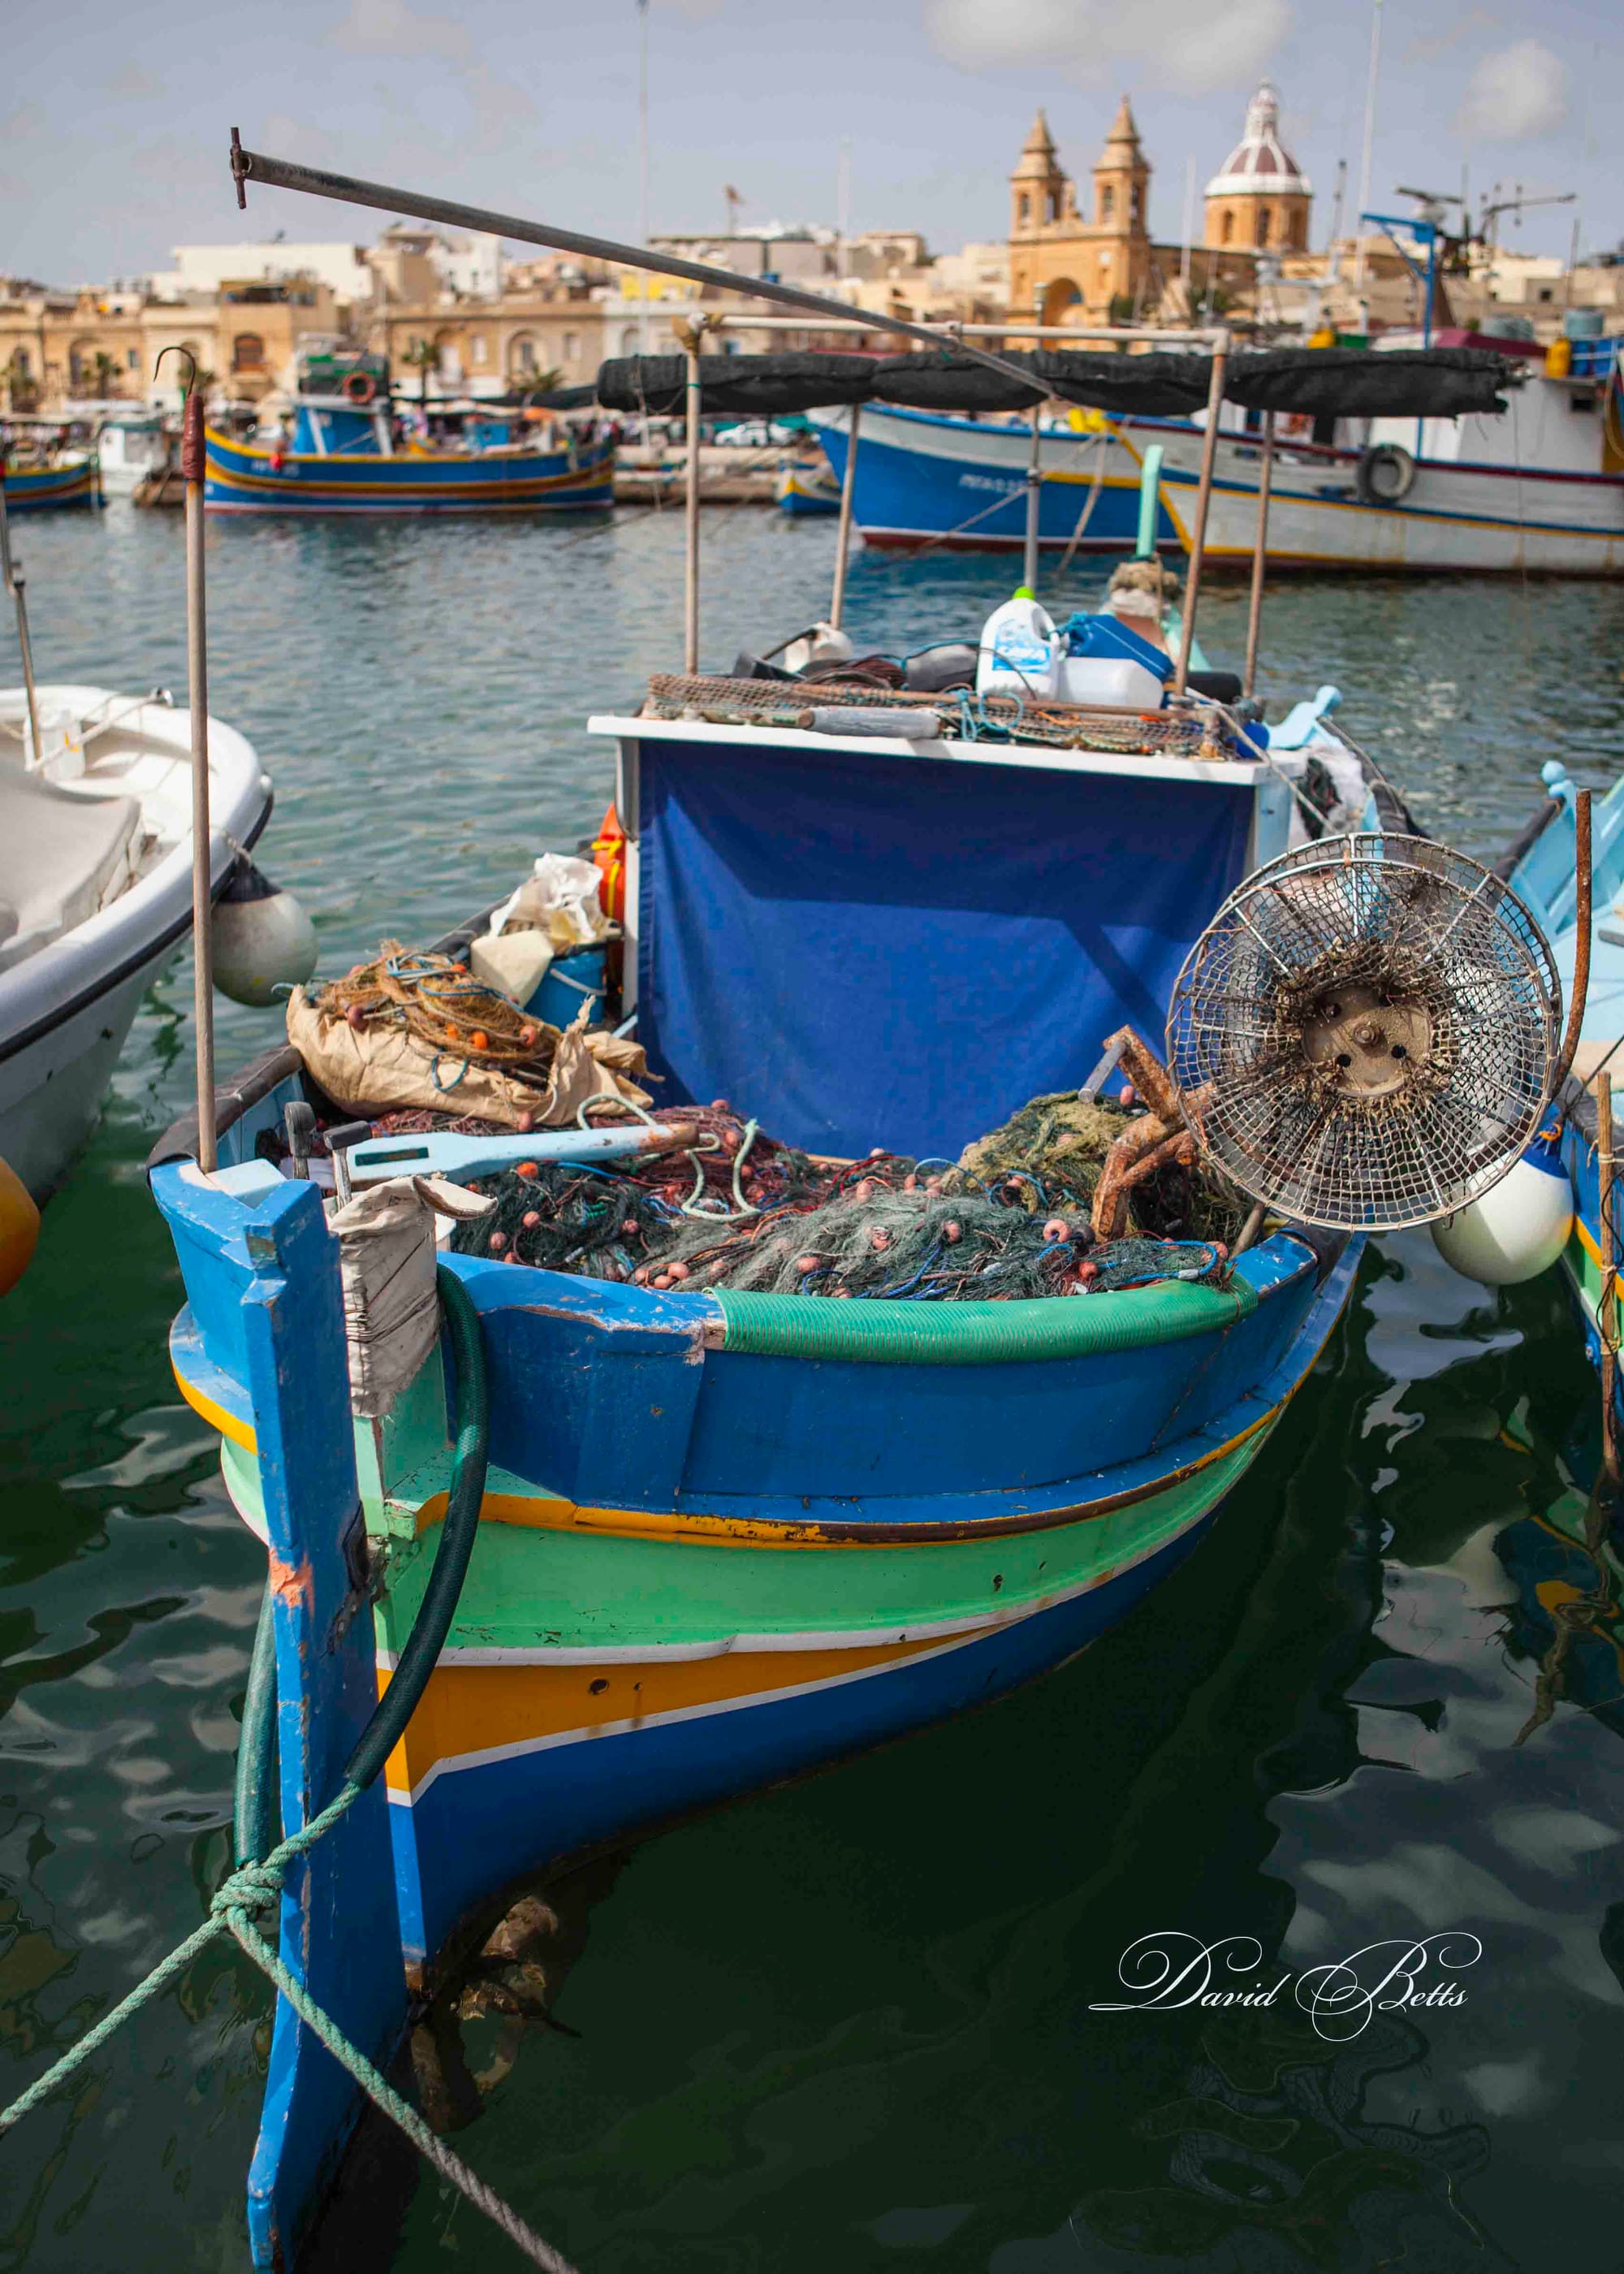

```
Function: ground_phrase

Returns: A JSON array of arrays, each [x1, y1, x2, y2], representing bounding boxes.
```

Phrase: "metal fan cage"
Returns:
[[1166, 834, 1561, 1232]]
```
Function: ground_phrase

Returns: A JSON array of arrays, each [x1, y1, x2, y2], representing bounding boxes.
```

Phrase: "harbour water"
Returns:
[[6, 504, 1624, 2270]]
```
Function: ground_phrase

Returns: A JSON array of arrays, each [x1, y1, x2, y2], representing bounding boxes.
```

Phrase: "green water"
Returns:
[[5, 504, 1624, 2272]]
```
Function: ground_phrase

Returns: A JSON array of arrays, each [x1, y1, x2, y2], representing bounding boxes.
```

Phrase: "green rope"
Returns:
[[0, 1783, 576, 2270]]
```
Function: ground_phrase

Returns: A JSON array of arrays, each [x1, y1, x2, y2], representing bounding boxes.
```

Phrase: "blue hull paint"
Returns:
[[2, 461, 102, 511], [815, 413, 1179, 552], [389, 1499, 1224, 1962], [203, 428, 615, 516]]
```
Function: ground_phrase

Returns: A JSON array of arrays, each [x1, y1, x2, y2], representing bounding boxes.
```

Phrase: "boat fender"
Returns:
[[1431, 1132, 1573, 1286], [209, 856, 318, 1008], [1355, 443, 1416, 506], [343, 371, 377, 405], [0, 1156, 41, 1296]]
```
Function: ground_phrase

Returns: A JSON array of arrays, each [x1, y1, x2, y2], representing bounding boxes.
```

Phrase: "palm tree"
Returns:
[[400, 337, 438, 404], [3, 352, 39, 413], [89, 351, 120, 400]]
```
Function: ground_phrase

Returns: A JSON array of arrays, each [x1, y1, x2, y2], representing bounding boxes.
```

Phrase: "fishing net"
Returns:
[[322, 944, 558, 1074], [450, 1113, 1229, 1301]]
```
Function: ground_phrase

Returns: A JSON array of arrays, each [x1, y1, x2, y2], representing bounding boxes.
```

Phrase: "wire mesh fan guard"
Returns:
[[1165, 834, 1561, 1231]]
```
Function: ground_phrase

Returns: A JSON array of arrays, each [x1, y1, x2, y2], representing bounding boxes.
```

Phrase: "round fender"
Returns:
[[343, 370, 377, 406], [1355, 443, 1416, 506]]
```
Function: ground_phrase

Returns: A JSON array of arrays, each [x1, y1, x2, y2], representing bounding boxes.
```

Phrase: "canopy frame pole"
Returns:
[[674, 315, 710, 673], [1242, 409, 1276, 700], [158, 349, 217, 1174], [829, 404, 861, 631], [228, 134, 1047, 397], [1172, 330, 1229, 701], [0, 470, 42, 769], [1022, 406, 1043, 593]]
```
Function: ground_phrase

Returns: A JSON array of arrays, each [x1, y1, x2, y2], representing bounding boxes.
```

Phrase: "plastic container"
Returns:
[[527, 943, 608, 1029], [1056, 653, 1166, 710], [977, 590, 1060, 699], [1563, 309, 1605, 342]]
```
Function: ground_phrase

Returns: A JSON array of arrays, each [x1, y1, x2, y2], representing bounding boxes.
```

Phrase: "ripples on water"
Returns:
[[3, 507, 1624, 2270]]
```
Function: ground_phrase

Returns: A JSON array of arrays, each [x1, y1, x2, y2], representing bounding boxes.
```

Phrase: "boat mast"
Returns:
[[0, 472, 42, 767], [1353, 0, 1384, 305]]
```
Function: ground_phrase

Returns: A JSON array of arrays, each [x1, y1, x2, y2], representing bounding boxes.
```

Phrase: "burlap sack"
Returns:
[[285, 988, 650, 1131]]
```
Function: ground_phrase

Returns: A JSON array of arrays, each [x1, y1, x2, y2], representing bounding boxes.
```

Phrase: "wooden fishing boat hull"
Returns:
[[819, 401, 1624, 571], [151, 1096, 1358, 2265], [2, 456, 103, 512], [202, 427, 615, 515], [776, 460, 840, 516], [814, 404, 1170, 553]]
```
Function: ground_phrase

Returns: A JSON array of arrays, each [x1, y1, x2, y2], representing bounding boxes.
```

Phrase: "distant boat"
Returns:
[[776, 452, 841, 517], [204, 356, 614, 517], [817, 331, 1624, 571], [95, 411, 171, 498], [0, 456, 104, 513]]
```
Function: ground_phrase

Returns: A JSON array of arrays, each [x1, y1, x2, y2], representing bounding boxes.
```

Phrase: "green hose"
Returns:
[[232, 1262, 491, 1862], [232, 1584, 280, 1869], [344, 1263, 489, 1793]]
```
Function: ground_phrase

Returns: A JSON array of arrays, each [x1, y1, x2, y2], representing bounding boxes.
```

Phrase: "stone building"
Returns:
[[1203, 84, 1311, 256], [1008, 99, 1156, 325]]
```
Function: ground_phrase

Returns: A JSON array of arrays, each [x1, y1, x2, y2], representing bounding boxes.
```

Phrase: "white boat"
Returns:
[[0, 687, 272, 1198], [95, 412, 172, 497], [817, 330, 1624, 573]]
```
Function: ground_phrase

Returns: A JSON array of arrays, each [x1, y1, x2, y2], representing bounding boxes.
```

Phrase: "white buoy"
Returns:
[[1431, 1136, 1573, 1286], [210, 858, 317, 1008]]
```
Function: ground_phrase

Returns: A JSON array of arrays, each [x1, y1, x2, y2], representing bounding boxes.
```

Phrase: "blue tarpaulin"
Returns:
[[635, 737, 1255, 1158]]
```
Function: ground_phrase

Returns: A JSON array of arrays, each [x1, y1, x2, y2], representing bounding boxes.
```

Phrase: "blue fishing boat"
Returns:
[[205, 354, 613, 516], [0, 453, 104, 512], [775, 452, 840, 516], [6, 136, 1557, 2272]]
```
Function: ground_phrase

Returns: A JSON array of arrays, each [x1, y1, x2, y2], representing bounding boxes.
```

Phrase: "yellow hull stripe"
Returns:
[[171, 1355, 257, 1451]]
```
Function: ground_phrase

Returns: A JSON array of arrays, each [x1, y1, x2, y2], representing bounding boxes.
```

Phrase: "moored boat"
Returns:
[[0, 684, 274, 1197], [0, 452, 104, 512], [205, 348, 614, 516]]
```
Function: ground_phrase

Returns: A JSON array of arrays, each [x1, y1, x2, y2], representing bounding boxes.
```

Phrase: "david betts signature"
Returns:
[[1090, 1931, 1483, 2043]]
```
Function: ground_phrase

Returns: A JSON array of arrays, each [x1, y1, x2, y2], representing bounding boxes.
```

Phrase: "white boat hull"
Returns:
[[0, 689, 273, 1199]]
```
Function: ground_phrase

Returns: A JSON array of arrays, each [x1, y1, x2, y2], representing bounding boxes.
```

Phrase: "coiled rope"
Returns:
[[0, 1266, 577, 2274]]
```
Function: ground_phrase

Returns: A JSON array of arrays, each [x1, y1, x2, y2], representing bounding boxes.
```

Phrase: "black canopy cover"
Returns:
[[593, 343, 1514, 422]]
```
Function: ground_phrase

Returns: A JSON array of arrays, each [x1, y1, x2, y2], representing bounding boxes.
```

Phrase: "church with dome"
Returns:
[[1008, 82, 1314, 326]]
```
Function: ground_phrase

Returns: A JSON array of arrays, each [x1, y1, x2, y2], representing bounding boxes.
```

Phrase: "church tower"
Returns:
[[1091, 96, 1150, 236], [1010, 110, 1069, 239]]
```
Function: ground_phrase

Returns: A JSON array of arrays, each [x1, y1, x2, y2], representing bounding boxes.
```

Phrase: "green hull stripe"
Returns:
[[715, 1275, 1258, 1364]]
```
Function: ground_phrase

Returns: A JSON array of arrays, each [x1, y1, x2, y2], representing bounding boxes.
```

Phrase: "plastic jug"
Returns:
[[977, 589, 1060, 699]]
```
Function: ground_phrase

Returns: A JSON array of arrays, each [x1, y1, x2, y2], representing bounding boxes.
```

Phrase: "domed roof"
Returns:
[[1204, 82, 1311, 199]]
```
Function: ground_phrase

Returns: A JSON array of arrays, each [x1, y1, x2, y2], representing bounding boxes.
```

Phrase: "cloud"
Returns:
[[328, 0, 473, 66], [923, 0, 1289, 91], [1455, 39, 1567, 141]]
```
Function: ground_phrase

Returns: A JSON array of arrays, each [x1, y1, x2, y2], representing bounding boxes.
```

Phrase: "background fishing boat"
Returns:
[[204, 347, 614, 517], [814, 330, 1623, 570], [0, 452, 104, 512]]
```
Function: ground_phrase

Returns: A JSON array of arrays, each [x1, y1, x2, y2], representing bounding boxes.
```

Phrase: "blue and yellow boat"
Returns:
[[0, 453, 103, 512], [145, 666, 1391, 2264], [205, 363, 613, 516]]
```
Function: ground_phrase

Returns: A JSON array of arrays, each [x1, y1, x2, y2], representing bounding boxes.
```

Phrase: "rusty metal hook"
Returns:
[[153, 343, 198, 399]]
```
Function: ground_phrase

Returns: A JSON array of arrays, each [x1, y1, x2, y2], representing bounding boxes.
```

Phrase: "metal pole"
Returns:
[[0, 467, 42, 767], [1353, 0, 1384, 297], [1552, 788, 1594, 1099], [1171, 330, 1229, 700], [1599, 1066, 1618, 1489], [829, 404, 861, 631], [162, 353, 217, 1172], [1022, 405, 1042, 593], [1242, 410, 1276, 699], [677, 319, 702, 672]]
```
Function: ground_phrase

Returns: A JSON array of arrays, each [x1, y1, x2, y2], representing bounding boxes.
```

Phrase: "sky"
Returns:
[[3, 0, 1618, 288]]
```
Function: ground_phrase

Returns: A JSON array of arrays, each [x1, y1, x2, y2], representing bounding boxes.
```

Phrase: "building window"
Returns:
[[562, 331, 579, 364], [621, 325, 640, 354], [232, 332, 266, 371], [1221, 210, 1234, 246], [1018, 193, 1030, 226], [470, 335, 487, 365], [1100, 185, 1115, 223], [1255, 207, 1271, 249], [68, 339, 95, 387], [126, 348, 138, 370], [509, 334, 538, 376], [1131, 186, 1142, 223]]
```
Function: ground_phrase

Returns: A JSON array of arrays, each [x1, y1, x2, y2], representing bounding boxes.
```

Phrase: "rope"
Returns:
[[0, 1783, 576, 2268]]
